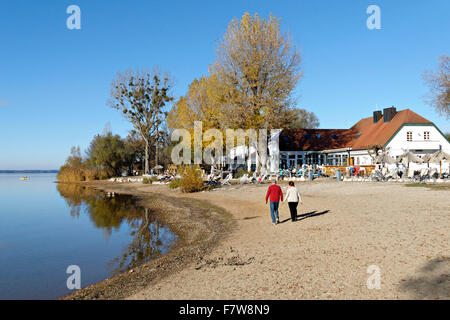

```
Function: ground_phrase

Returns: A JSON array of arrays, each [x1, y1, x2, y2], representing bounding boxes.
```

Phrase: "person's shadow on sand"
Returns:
[[279, 210, 329, 224], [398, 256, 449, 299]]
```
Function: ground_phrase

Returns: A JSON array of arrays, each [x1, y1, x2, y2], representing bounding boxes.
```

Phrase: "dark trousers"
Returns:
[[288, 202, 298, 221]]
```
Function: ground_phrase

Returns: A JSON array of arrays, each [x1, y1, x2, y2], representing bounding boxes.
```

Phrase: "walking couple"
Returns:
[[265, 179, 302, 225]]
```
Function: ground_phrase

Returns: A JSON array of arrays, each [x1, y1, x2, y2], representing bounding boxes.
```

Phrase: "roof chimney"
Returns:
[[383, 106, 397, 122], [373, 111, 382, 123]]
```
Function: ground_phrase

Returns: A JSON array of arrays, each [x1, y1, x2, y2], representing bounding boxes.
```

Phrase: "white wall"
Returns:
[[386, 125, 450, 157]]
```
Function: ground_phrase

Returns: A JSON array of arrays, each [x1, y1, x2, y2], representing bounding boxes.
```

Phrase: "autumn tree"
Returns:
[[167, 13, 304, 173], [210, 12, 302, 130], [212, 12, 302, 173], [167, 75, 223, 131], [109, 69, 173, 174], [423, 54, 450, 119]]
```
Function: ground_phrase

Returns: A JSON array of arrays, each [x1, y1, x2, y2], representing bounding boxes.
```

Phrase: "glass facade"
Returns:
[[280, 151, 352, 168]]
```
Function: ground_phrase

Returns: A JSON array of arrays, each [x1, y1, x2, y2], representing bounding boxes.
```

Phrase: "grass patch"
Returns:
[[404, 183, 450, 191], [142, 177, 152, 184], [168, 179, 181, 189]]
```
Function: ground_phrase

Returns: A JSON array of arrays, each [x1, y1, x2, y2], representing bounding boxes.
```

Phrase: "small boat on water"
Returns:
[[19, 177, 29, 180]]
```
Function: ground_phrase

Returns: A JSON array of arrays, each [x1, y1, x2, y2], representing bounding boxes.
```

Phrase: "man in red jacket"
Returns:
[[265, 179, 283, 225]]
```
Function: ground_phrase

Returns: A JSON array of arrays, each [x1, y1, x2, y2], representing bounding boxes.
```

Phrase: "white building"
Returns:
[[278, 107, 450, 168]]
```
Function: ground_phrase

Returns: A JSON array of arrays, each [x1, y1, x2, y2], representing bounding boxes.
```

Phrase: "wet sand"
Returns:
[[64, 181, 449, 300]]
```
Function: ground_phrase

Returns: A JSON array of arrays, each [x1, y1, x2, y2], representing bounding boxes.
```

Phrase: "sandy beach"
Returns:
[[64, 181, 449, 300]]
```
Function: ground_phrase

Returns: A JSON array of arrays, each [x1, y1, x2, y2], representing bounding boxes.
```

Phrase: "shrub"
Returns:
[[142, 177, 152, 184], [234, 169, 253, 179], [150, 176, 159, 182], [57, 165, 85, 182], [180, 167, 204, 193], [83, 168, 110, 181], [57, 165, 111, 182], [168, 179, 181, 189]]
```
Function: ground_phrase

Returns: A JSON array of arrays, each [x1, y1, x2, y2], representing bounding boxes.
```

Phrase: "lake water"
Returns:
[[0, 173, 176, 300]]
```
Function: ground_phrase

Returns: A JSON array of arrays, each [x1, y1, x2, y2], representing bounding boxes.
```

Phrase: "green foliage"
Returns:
[[234, 169, 253, 179], [124, 130, 146, 173], [168, 179, 181, 189], [56, 146, 108, 182], [180, 167, 204, 193], [58, 132, 131, 182], [150, 176, 159, 182], [286, 108, 320, 129], [86, 133, 129, 176], [142, 177, 152, 184]]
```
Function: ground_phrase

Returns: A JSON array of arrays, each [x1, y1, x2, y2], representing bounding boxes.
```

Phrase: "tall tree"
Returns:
[[209, 12, 302, 173], [86, 132, 128, 176], [286, 108, 320, 129], [109, 69, 173, 174], [423, 54, 450, 119], [211, 12, 302, 129], [123, 130, 146, 174]]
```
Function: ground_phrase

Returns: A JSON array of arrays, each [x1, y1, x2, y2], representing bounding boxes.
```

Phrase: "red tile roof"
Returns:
[[280, 109, 432, 152], [279, 128, 357, 151], [350, 109, 431, 150]]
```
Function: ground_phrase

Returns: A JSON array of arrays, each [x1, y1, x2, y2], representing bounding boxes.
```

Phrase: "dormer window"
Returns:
[[424, 131, 430, 140], [407, 131, 412, 141]]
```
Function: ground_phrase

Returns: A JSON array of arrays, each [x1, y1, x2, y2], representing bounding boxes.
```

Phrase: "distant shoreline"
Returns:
[[0, 170, 59, 173]]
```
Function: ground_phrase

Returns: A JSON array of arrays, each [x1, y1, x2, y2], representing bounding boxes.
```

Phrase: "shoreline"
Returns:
[[60, 181, 235, 300], [60, 180, 449, 300]]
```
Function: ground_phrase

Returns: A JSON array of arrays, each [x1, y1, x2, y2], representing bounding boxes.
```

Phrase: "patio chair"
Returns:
[[221, 173, 232, 186], [239, 174, 249, 184]]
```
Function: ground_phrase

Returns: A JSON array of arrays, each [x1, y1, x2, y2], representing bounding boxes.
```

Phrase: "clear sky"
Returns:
[[0, 0, 449, 170]]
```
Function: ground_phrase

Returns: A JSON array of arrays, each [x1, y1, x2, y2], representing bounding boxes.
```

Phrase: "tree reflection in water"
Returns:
[[56, 184, 175, 275]]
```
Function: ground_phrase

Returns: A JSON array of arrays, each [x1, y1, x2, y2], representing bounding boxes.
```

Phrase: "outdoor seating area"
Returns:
[[352, 150, 450, 183], [108, 149, 450, 187]]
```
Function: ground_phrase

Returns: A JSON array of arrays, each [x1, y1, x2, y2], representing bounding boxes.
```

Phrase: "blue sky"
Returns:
[[0, 0, 449, 169]]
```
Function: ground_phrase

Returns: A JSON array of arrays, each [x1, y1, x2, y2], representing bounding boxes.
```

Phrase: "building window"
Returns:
[[424, 131, 430, 140], [407, 131, 412, 141], [297, 155, 303, 167]]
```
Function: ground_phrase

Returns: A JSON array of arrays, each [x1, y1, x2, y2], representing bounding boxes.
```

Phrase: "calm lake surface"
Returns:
[[0, 173, 176, 299]]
